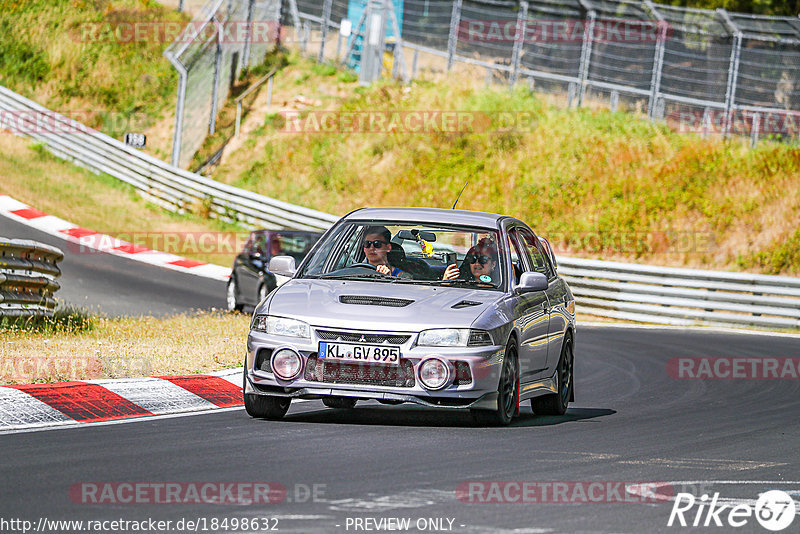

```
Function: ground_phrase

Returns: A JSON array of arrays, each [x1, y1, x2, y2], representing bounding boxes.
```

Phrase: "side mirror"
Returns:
[[268, 255, 296, 277], [515, 272, 548, 294]]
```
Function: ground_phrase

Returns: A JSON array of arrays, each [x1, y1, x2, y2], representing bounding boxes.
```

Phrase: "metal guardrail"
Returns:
[[0, 86, 339, 232], [0, 238, 64, 317], [2, 85, 799, 329], [559, 257, 800, 329]]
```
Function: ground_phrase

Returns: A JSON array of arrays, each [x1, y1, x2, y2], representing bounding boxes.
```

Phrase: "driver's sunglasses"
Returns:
[[363, 240, 389, 249], [464, 254, 492, 265]]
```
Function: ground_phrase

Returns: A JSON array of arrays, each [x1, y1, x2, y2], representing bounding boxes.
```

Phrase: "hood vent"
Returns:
[[339, 295, 414, 307], [452, 300, 483, 309]]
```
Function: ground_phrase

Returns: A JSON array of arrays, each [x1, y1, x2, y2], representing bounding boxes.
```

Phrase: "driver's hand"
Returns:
[[442, 264, 459, 280], [376, 264, 391, 275]]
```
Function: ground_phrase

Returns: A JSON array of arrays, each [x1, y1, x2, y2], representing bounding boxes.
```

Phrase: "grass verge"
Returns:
[[0, 310, 250, 385]]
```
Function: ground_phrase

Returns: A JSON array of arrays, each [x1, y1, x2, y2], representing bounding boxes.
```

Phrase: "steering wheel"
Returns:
[[348, 262, 378, 270]]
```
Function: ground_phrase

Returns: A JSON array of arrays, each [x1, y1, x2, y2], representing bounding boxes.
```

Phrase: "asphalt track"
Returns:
[[2, 213, 800, 533], [0, 213, 225, 317]]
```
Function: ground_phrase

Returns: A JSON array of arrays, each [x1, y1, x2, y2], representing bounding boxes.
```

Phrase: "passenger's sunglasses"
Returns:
[[362, 240, 389, 249], [464, 254, 492, 265]]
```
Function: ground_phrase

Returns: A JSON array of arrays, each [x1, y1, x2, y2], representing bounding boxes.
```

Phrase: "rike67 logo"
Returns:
[[668, 490, 796, 531]]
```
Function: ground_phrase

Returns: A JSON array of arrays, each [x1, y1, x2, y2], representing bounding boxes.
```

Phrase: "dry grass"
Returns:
[[0, 134, 245, 267], [0, 311, 250, 385], [207, 55, 800, 275]]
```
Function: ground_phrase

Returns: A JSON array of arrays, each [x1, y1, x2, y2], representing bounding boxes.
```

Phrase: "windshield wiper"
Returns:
[[318, 273, 392, 281], [417, 278, 495, 288]]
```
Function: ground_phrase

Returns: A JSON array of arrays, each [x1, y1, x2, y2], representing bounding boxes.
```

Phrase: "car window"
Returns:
[[516, 227, 553, 278], [270, 233, 321, 263], [297, 221, 504, 289], [507, 229, 525, 284], [250, 233, 268, 256]]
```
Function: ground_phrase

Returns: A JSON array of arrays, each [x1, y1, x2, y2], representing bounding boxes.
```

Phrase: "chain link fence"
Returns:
[[165, 0, 281, 168], [283, 0, 800, 144]]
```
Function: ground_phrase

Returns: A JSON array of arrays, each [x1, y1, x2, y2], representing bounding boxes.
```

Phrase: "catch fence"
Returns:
[[285, 0, 800, 144], [165, 0, 282, 168]]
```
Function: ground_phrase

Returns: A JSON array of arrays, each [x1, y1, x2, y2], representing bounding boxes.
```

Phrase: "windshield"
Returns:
[[297, 221, 504, 289]]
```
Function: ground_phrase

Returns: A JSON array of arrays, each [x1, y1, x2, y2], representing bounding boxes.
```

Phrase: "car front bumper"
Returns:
[[245, 329, 506, 410]]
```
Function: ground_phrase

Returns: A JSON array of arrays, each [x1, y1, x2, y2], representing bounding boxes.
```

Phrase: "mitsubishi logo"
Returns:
[[359, 335, 366, 342]]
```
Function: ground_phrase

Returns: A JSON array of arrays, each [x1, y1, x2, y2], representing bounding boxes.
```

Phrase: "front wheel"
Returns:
[[227, 277, 243, 312], [472, 342, 518, 426], [531, 335, 573, 416], [243, 372, 290, 419]]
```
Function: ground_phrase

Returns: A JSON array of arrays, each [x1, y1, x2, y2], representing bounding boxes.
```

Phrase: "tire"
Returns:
[[322, 397, 358, 409], [243, 372, 290, 419], [531, 334, 573, 416], [472, 342, 519, 426], [227, 277, 243, 312]]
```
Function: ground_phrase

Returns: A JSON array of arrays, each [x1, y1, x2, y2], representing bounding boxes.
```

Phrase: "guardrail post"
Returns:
[[750, 112, 761, 147], [267, 73, 274, 107], [645, 1, 667, 120], [412, 48, 419, 78], [318, 0, 334, 63], [242, 0, 255, 69], [718, 9, 742, 138], [447, 0, 462, 71], [209, 16, 223, 135], [610, 91, 619, 112], [567, 82, 577, 108], [509, 1, 528, 88], [577, 10, 596, 107], [702, 107, 712, 138]]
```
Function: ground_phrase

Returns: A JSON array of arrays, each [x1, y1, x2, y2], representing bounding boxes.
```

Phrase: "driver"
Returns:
[[362, 226, 409, 278]]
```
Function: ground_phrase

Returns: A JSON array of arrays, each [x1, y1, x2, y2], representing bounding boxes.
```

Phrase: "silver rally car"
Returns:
[[243, 207, 576, 425]]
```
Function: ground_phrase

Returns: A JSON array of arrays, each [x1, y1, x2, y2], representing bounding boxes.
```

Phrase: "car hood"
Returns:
[[265, 279, 503, 332]]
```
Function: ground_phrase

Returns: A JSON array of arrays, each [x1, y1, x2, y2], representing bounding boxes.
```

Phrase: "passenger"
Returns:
[[442, 238, 499, 283], [362, 226, 410, 278]]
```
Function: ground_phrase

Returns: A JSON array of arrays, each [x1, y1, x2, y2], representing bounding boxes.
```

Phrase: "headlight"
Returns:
[[417, 328, 492, 347], [252, 315, 310, 339], [271, 348, 303, 380], [418, 358, 450, 390]]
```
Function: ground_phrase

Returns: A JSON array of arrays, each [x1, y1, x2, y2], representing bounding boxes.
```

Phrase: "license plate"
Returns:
[[318, 342, 400, 364]]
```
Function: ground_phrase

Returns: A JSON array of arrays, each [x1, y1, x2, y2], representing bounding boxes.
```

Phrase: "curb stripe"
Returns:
[[159, 376, 243, 408], [0, 194, 231, 282], [10, 207, 47, 220], [8, 382, 153, 422]]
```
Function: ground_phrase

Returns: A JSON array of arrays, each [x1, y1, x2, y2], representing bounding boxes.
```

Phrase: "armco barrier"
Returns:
[[0, 86, 339, 232], [2, 85, 799, 330], [560, 257, 800, 329], [0, 238, 64, 317]]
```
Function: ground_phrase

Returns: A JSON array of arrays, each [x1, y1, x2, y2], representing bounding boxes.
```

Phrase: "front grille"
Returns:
[[316, 329, 411, 345], [339, 295, 414, 307], [305, 356, 415, 387]]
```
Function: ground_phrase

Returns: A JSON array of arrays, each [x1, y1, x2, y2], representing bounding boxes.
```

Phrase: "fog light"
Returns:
[[271, 348, 303, 380], [418, 358, 450, 390]]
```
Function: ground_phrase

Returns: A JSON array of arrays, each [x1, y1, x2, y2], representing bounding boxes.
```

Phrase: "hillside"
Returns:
[[208, 56, 800, 276]]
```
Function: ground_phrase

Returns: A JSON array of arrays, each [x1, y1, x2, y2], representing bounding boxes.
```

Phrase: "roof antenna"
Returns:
[[451, 182, 469, 209]]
